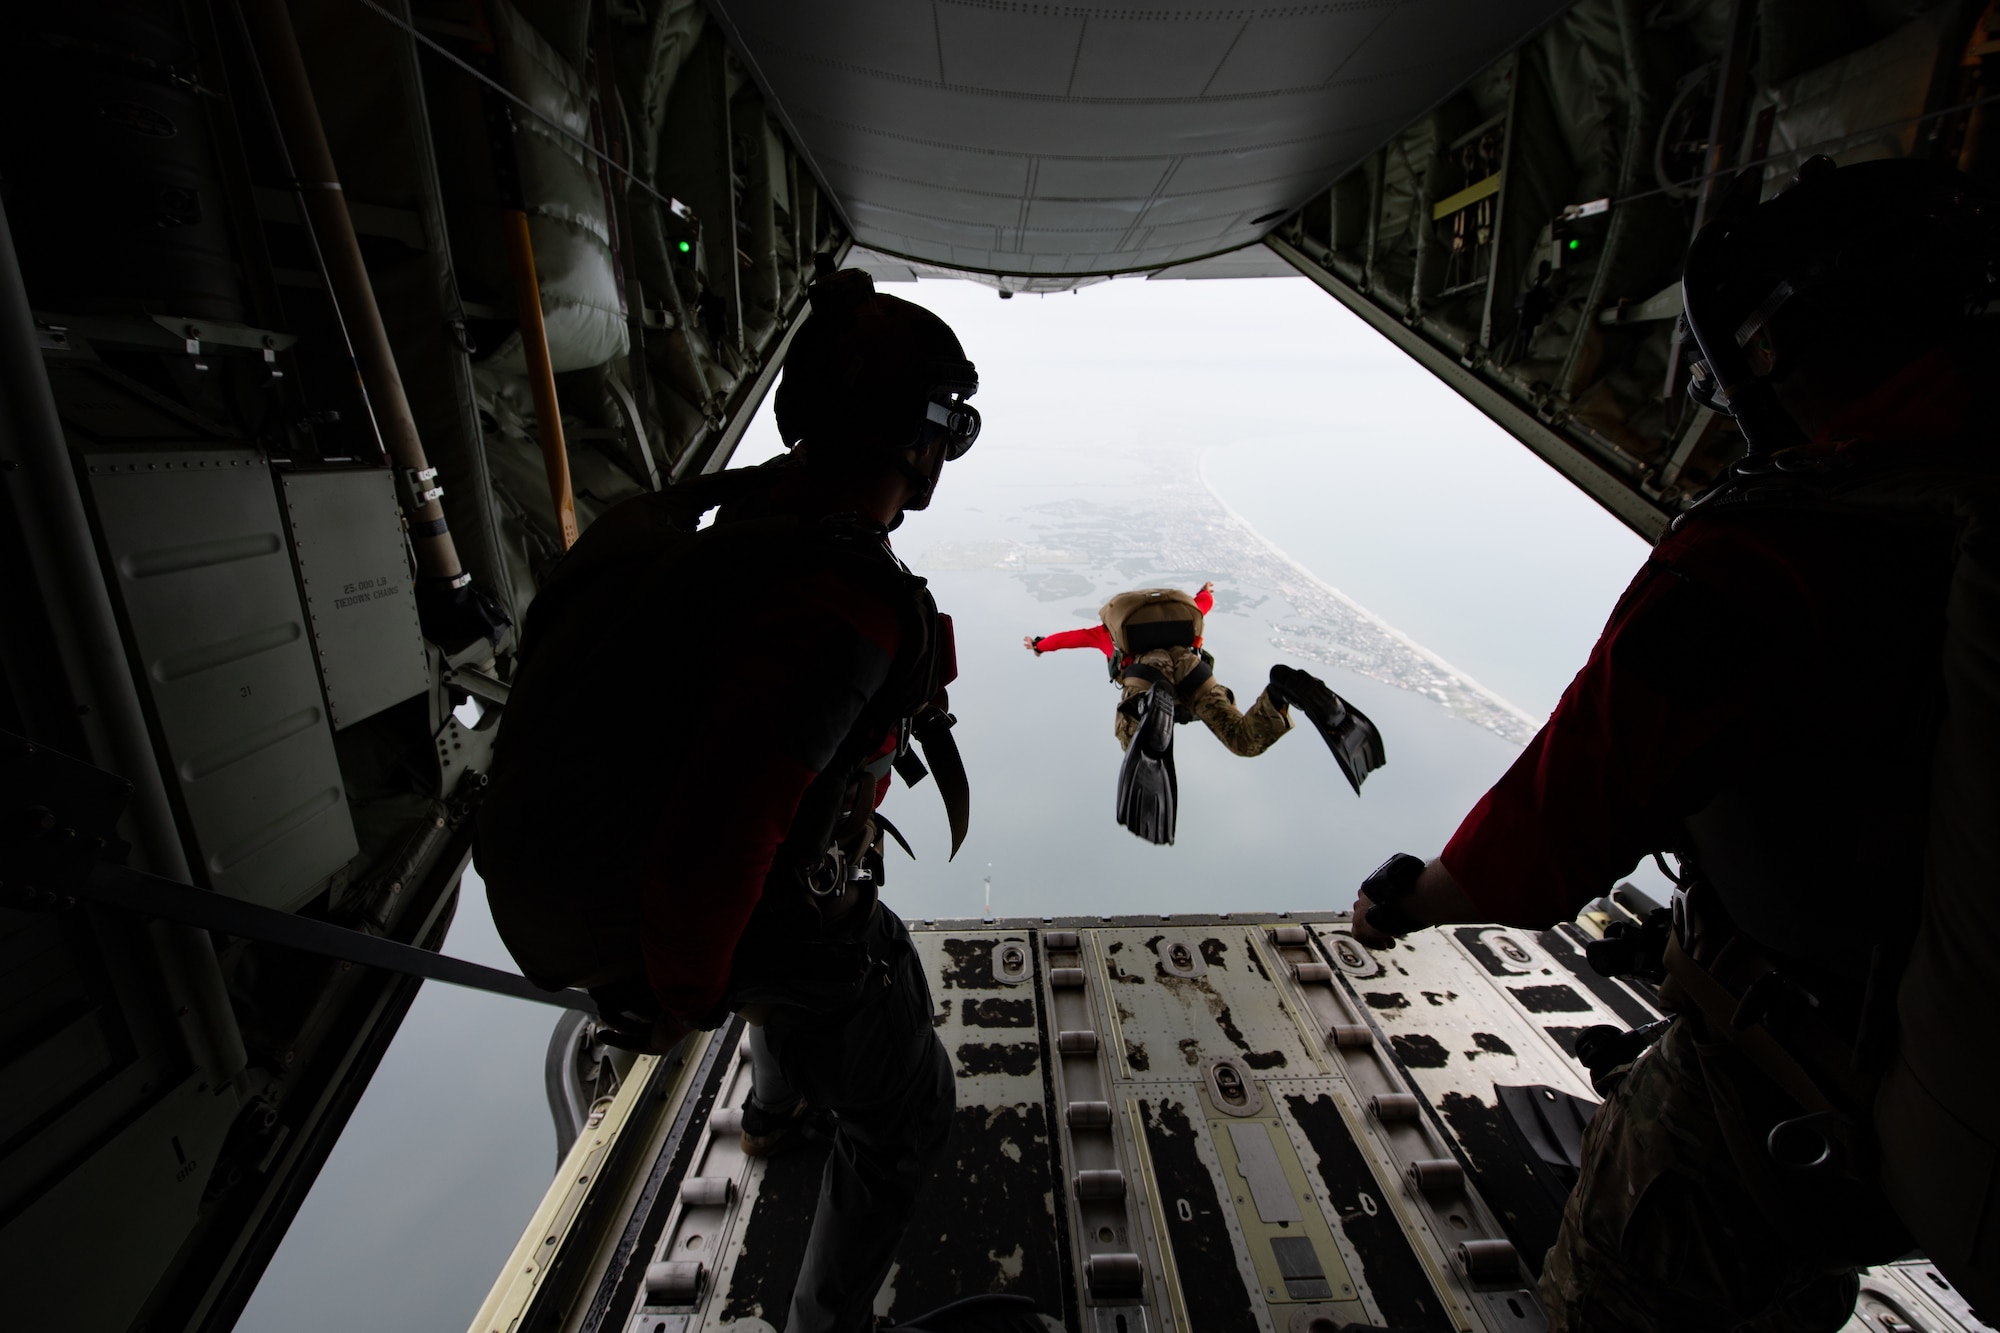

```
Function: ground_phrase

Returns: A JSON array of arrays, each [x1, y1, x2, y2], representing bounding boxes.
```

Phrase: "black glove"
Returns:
[[1360, 852, 1427, 937]]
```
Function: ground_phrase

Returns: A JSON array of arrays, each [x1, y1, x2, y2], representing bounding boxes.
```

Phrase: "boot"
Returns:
[[740, 1096, 809, 1158]]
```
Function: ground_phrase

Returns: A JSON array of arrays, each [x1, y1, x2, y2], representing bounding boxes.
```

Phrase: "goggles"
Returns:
[[925, 392, 981, 460]]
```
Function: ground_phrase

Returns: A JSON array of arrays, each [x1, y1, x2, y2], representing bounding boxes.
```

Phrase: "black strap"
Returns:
[[1177, 658, 1214, 698], [875, 812, 916, 860], [893, 747, 929, 787], [73, 859, 598, 1016], [1120, 658, 1211, 700], [912, 708, 970, 859]]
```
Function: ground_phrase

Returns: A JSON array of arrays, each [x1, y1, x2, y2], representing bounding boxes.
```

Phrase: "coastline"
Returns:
[[1197, 445, 1541, 737]]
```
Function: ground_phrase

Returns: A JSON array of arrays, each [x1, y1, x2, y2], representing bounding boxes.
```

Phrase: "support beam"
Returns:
[[697, 302, 806, 476], [0, 194, 253, 1081], [683, 235, 848, 480], [240, 0, 467, 586], [502, 210, 580, 550], [1267, 233, 1671, 543]]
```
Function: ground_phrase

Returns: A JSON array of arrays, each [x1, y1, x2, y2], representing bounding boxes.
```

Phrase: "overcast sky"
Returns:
[[737, 274, 1649, 721], [243, 273, 1658, 1333]]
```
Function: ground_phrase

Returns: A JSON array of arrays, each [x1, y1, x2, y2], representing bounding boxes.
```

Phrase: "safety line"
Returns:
[[75, 858, 599, 1016], [346, 0, 686, 219]]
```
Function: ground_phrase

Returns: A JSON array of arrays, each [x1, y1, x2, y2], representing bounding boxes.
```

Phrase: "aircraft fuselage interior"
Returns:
[[2, 1, 1995, 1330]]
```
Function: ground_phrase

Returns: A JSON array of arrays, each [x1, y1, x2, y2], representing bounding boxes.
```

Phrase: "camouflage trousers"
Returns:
[[1113, 646, 1292, 757], [1539, 1018, 1890, 1333]]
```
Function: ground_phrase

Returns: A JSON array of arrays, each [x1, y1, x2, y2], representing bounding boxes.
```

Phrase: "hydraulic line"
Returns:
[[239, 0, 469, 590], [466, 0, 580, 553], [502, 209, 580, 550]]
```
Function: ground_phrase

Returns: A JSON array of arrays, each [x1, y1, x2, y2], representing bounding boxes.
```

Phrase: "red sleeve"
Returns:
[[1036, 624, 1115, 657], [1195, 587, 1214, 615], [637, 569, 901, 1020], [936, 613, 958, 688], [1440, 519, 1811, 927]]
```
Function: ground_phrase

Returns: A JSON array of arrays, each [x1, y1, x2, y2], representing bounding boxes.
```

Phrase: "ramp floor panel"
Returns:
[[473, 913, 1998, 1333]]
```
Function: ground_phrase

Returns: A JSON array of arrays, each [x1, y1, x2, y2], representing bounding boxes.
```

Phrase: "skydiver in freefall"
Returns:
[[1025, 580, 1385, 843]]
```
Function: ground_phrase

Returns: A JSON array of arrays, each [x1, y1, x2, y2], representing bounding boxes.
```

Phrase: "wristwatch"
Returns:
[[1359, 852, 1427, 937]]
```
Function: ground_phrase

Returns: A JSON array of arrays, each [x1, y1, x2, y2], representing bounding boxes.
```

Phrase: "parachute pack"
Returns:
[[1099, 587, 1204, 656], [479, 467, 969, 998], [1676, 444, 2000, 1308]]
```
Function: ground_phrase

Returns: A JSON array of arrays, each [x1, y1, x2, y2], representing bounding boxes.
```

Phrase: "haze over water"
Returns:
[[241, 277, 1660, 1333]]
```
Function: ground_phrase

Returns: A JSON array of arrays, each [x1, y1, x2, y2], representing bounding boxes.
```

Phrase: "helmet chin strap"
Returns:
[[888, 427, 949, 520]]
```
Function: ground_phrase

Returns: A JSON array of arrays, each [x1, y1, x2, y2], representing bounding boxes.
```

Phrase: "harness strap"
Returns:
[[71, 857, 598, 1014], [1119, 658, 1213, 700], [911, 707, 970, 859], [875, 812, 916, 860], [1661, 931, 1850, 1117], [1178, 658, 1214, 698]]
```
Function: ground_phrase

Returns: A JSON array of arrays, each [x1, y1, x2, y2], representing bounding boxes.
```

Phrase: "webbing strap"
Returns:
[[1118, 659, 1211, 700], [1662, 932, 1839, 1115], [74, 859, 598, 1016], [911, 708, 970, 860]]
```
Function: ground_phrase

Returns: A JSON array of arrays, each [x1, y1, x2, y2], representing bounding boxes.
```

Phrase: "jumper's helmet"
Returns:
[[1680, 156, 1999, 452], [774, 267, 980, 473]]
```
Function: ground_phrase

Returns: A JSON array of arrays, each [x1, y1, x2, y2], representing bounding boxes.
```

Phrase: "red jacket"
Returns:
[[1443, 351, 1970, 934], [1035, 587, 1214, 658], [639, 557, 940, 1021]]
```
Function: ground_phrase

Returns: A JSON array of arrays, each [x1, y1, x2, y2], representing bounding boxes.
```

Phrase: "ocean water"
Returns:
[[1200, 437, 1645, 721], [877, 433, 1545, 922], [239, 868, 558, 1331], [242, 277, 1670, 1333]]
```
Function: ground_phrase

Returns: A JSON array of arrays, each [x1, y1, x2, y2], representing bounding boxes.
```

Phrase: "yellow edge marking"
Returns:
[[1431, 172, 1502, 221], [464, 1048, 684, 1333], [1087, 930, 1132, 1079]]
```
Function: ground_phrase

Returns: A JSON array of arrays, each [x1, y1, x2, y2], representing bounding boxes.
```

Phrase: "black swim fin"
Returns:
[[1268, 664, 1387, 795], [1115, 680, 1178, 845]]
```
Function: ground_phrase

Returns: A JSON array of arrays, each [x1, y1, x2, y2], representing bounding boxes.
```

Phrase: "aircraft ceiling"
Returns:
[[707, 0, 1574, 278]]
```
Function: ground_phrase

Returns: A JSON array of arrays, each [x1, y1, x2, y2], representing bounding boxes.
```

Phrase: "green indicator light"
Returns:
[[678, 240, 691, 253], [1567, 238, 1581, 251]]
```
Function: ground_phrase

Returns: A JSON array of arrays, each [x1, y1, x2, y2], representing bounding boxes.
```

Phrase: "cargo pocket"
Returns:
[[1546, 1027, 1755, 1328], [1579, 1065, 1686, 1264]]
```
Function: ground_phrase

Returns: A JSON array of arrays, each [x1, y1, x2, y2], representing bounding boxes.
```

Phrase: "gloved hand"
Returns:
[[1348, 855, 1479, 948]]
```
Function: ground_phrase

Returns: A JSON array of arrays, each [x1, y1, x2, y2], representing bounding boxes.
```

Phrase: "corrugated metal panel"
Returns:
[[709, 0, 1571, 276], [280, 468, 429, 731], [82, 448, 356, 910]]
